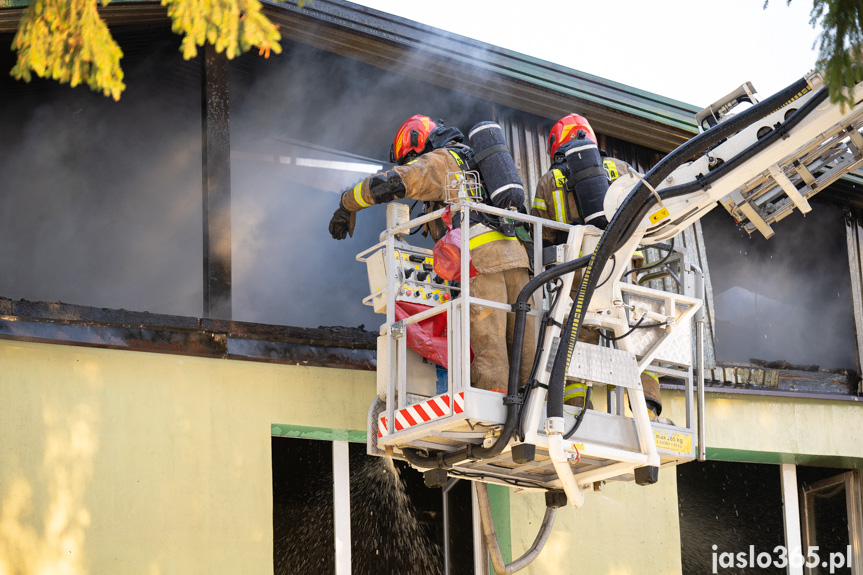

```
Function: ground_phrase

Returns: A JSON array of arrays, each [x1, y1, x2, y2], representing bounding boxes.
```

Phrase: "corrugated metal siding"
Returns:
[[491, 107, 667, 205]]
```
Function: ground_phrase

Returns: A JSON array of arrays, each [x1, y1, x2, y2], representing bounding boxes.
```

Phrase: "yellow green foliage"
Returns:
[[10, 0, 302, 100], [11, 0, 125, 100], [163, 0, 283, 60]]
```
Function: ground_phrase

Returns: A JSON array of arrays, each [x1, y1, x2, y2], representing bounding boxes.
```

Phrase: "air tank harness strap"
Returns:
[[551, 168, 584, 227], [551, 168, 568, 224], [567, 166, 607, 186], [447, 146, 516, 237], [447, 148, 468, 169]]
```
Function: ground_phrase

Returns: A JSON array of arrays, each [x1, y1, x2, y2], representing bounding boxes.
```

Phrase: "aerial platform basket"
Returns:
[[357, 197, 704, 506]]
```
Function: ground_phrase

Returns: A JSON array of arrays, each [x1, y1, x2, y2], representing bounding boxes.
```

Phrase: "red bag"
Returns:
[[433, 206, 478, 282]]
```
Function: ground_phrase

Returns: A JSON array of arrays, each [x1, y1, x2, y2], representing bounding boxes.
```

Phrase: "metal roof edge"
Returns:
[[0, 0, 700, 148], [259, 0, 700, 136]]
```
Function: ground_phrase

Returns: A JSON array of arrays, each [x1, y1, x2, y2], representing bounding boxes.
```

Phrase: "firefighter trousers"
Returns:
[[469, 267, 536, 392]]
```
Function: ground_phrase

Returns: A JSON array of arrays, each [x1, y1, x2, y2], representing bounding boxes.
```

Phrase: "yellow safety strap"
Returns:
[[468, 230, 519, 250], [352, 181, 371, 208], [532, 198, 547, 211], [552, 190, 567, 223], [603, 159, 619, 181], [564, 382, 587, 402]]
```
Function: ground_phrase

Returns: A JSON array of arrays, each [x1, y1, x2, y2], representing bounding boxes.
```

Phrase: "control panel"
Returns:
[[364, 243, 460, 314]]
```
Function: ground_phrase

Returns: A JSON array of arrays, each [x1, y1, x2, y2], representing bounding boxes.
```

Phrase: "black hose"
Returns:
[[401, 255, 591, 468], [645, 76, 815, 184], [624, 238, 676, 278], [562, 386, 591, 439], [621, 85, 830, 245], [517, 279, 565, 441]]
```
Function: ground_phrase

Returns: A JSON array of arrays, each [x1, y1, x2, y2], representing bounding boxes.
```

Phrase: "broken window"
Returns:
[[229, 42, 494, 329], [0, 30, 203, 317], [701, 201, 856, 371]]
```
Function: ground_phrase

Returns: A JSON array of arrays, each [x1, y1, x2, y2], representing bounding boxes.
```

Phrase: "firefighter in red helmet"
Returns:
[[533, 113, 637, 241], [531, 113, 663, 418], [328, 115, 535, 392]]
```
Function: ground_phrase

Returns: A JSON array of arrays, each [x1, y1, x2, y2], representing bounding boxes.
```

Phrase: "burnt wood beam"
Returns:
[[201, 42, 232, 319], [0, 297, 377, 370]]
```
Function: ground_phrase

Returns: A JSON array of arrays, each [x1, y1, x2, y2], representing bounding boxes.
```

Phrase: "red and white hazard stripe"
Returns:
[[378, 391, 464, 437]]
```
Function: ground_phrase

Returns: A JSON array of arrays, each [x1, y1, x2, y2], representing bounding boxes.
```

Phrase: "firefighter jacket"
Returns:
[[339, 147, 529, 274], [530, 156, 635, 244]]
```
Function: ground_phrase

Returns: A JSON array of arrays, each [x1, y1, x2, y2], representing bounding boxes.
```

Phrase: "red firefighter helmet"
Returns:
[[390, 115, 437, 164], [547, 113, 597, 157]]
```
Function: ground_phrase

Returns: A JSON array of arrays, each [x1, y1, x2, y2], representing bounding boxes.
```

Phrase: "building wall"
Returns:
[[663, 389, 863, 465], [4, 339, 860, 574], [503, 389, 683, 575], [0, 338, 373, 575], [511, 472, 682, 575], [0, 337, 687, 575]]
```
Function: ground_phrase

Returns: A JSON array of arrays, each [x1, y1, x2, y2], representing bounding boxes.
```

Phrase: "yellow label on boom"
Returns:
[[649, 207, 670, 224]]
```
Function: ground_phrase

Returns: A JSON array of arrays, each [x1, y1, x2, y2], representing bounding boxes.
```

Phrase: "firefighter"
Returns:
[[531, 113, 663, 419], [328, 114, 535, 392]]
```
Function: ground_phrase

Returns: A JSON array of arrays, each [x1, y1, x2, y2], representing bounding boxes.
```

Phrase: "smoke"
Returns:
[[701, 202, 856, 370], [0, 24, 504, 330], [0, 31, 203, 317], [228, 37, 495, 328]]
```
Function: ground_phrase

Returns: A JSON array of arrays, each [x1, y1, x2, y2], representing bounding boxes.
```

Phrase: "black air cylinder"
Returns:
[[563, 135, 609, 229], [468, 121, 525, 210]]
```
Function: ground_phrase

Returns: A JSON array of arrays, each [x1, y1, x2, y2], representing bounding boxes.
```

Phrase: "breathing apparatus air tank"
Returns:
[[562, 134, 609, 229], [468, 121, 525, 211]]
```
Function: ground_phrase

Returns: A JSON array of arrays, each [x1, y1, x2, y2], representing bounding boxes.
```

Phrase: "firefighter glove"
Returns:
[[329, 204, 356, 240]]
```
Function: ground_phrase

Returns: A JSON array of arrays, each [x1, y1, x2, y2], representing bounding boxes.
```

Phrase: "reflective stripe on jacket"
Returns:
[[341, 148, 528, 274]]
